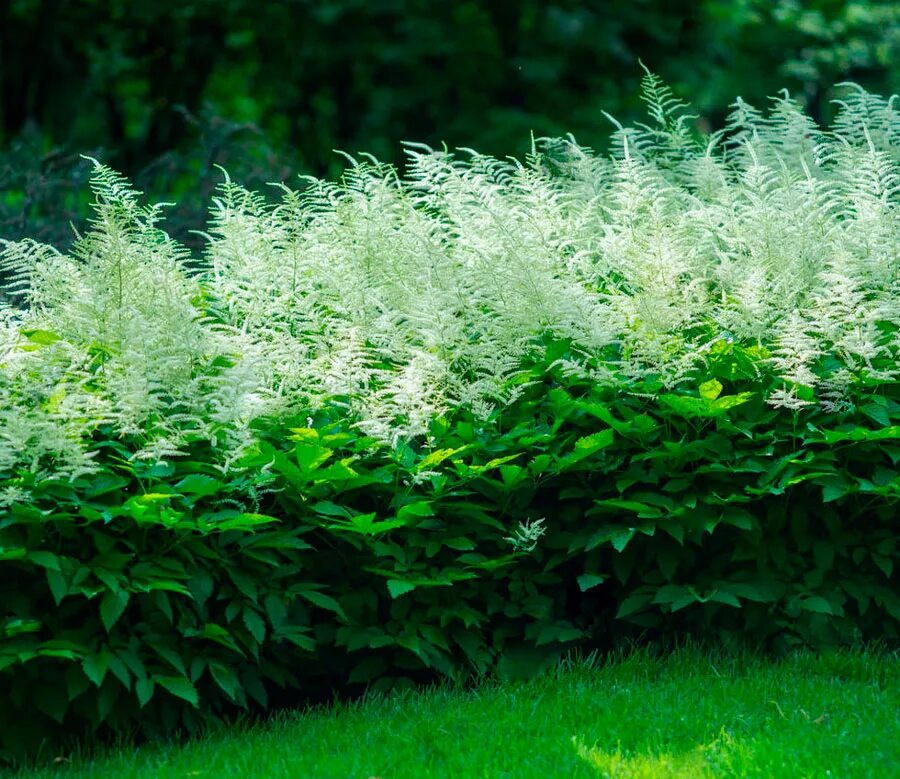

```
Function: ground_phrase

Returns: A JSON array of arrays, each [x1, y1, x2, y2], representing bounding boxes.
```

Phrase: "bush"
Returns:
[[1, 75, 898, 761]]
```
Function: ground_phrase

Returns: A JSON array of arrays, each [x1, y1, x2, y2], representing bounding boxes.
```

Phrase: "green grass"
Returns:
[[8, 646, 899, 779]]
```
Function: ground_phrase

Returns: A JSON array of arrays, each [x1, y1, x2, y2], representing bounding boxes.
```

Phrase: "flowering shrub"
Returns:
[[0, 75, 897, 761]]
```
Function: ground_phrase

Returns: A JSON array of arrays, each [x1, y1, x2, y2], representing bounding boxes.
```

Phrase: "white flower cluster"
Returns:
[[503, 517, 547, 553], [0, 77, 897, 477]]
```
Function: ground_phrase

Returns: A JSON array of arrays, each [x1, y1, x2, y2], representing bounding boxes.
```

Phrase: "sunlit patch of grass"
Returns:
[[572, 735, 719, 778], [5, 646, 898, 779]]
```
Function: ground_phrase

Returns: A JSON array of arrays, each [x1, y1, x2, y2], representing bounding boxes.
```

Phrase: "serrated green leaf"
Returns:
[[100, 589, 130, 632], [563, 429, 615, 465], [155, 675, 199, 706], [611, 528, 635, 553], [82, 652, 109, 687], [616, 590, 653, 618], [387, 580, 417, 599], [209, 661, 241, 701], [264, 594, 288, 628], [278, 628, 316, 652], [576, 574, 605, 592], [242, 607, 266, 643], [296, 589, 348, 621], [174, 474, 223, 497]]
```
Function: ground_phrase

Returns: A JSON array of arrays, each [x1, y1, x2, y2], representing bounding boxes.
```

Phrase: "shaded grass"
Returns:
[[7, 646, 899, 778]]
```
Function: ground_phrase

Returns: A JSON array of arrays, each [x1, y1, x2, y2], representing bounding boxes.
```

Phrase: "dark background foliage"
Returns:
[[1, 0, 898, 249]]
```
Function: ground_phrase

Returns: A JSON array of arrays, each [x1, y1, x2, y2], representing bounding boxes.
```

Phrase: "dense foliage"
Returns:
[[2, 0, 899, 248], [0, 76, 898, 761]]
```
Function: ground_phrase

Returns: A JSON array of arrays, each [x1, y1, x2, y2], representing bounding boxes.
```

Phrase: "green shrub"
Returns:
[[1, 75, 898, 761]]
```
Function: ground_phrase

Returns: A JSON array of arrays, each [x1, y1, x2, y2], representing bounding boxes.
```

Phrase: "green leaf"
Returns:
[[295, 442, 333, 472], [155, 675, 199, 707], [822, 425, 900, 444], [243, 671, 268, 707], [242, 607, 266, 643], [142, 579, 191, 596], [444, 537, 476, 551], [26, 551, 60, 570], [100, 589, 130, 632], [311, 500, 353, 518], [616, 590, 653, 618], [46, 569, 68, 605], [264, 594, 288, 628], [711, 393, 754, 413], [175, 474, 223, 498], [329, 512, 409, 536], [85, 474, 131, 498], [387, 580, 417, 599], [873, 555, 893, 578], [653, 585, 697, 612], [135, 676, 155, 708], [821, 476, 852, 503], [97, 679, 120, 722], [215, 513, 280, 532], [22, 329, 61, 345], [610, 528, 636, 553], [593, 499, 663, 519], [396, 501, 434, 522], [196, 623, 244, 654], [227, 568, 258, 601], [709, 590, 741, 608], [576, 574, 606, 592], [37, 642, 85, 660], [82, 652, 109, 687], [659, 392, 753, 418], [721, 581, 782, 603], [107, 653, 131, 689], [418, 447, 466, 470], [563, 429, 615, 465], [209, 661, 241, 702], [699, 379, 723, 400], [278, 628, 316, 652], [797, 596, 834, 615], [296, 589, 348, 621], [149, 642, 187, 676], [3, 618, 41, 637]]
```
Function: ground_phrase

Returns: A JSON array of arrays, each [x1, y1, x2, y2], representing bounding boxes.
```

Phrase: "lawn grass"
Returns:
[[7, 646, 899, 778]]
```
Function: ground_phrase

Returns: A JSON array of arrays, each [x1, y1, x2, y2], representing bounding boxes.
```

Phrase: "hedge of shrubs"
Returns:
[[1, 75, 897, 761]]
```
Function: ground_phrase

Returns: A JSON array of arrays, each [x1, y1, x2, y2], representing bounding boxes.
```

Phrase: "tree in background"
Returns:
[[1, 0, 898, 248]]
